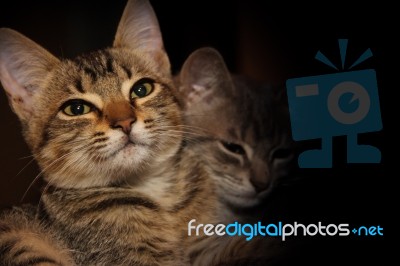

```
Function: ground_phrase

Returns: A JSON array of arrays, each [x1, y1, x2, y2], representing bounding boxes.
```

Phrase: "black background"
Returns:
[[0, 1, 388, 264]]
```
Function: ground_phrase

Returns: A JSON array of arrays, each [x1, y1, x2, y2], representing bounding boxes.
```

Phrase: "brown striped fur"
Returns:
[[0, 1, 285, 265], [0, 206, 76, 266], [0, 0, 219, 265]]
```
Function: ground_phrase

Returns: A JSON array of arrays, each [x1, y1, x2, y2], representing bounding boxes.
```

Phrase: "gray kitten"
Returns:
[[177, 47, 293, 221]]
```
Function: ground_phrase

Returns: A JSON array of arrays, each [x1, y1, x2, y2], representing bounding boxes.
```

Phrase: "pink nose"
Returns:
[[104, 101, 137, 135], [112, 117, 136, 134]]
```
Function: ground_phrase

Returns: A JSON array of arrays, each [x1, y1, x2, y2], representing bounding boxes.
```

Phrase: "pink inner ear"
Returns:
[[0, 64, 33, 116], [134, 24, 163, 52], [186, 84, 214, 107]]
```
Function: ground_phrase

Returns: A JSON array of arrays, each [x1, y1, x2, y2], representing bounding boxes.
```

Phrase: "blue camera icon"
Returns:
[[286, 69, 382, 168]]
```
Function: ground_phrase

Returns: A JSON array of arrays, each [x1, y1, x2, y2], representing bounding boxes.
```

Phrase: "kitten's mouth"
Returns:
[[114, 138, 147, 155], [123, 139, 145, 149], [124, 135, 149, 148], [129, 134, 149, 146]]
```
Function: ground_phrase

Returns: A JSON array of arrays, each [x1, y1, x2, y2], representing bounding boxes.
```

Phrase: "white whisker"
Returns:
[[15, 157, 36, 178], [22, 141, 90, 202], [37, 143, 92, 207]]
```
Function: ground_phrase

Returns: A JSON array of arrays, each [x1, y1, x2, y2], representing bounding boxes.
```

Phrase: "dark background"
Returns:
[[0, 1, 388, 264]]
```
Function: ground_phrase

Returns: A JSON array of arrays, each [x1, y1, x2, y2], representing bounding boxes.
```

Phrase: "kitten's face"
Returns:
[[0, 0, 181, 188], [32, 49, 180, 188], [178, 48, 293, 208]]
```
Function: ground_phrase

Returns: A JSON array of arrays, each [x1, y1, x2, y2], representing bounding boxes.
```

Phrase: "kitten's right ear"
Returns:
[[178, 47, 233, 108], [0, 28, 59, 122], [113, 0, 170, 74]]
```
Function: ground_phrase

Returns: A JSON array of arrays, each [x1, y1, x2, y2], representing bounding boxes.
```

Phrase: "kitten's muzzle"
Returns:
[[105, 101, 136, 135], [250, 157, 270, 193]]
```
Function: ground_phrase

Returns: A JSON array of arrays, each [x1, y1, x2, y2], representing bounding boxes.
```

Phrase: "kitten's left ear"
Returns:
[[0, 28, 60, 123], [178, 47, 234, 109], [113, 0, 170, 74]]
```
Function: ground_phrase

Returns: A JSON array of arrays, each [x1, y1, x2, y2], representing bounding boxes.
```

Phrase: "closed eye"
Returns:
[[220, 141, 246, 155]]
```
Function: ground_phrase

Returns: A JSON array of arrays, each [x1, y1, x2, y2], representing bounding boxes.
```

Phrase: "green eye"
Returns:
[[130, 79, 154, 99], [62, 100, 92, 116]]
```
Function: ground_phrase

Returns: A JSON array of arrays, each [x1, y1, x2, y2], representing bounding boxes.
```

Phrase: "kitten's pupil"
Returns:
[[71, 104, 85, 115], [221, 141, 246, 155], [134, 85, 147, 97], [131, 79, 154, 99], [62, 100, 92, 116]]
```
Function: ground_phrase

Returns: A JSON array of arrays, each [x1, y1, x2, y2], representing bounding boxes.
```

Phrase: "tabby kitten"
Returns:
[[0, 0, 219, 265], [176, 48, 293, 221]]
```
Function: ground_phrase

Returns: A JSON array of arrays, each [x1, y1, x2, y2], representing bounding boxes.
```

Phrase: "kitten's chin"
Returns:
[[110, 137, 181, 183], [222, 193, 263, 209], [41, 133, 182, 189], [42, 144, 152, 189], [106, 133, 153, 173], [219, 183, 271, 209]]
